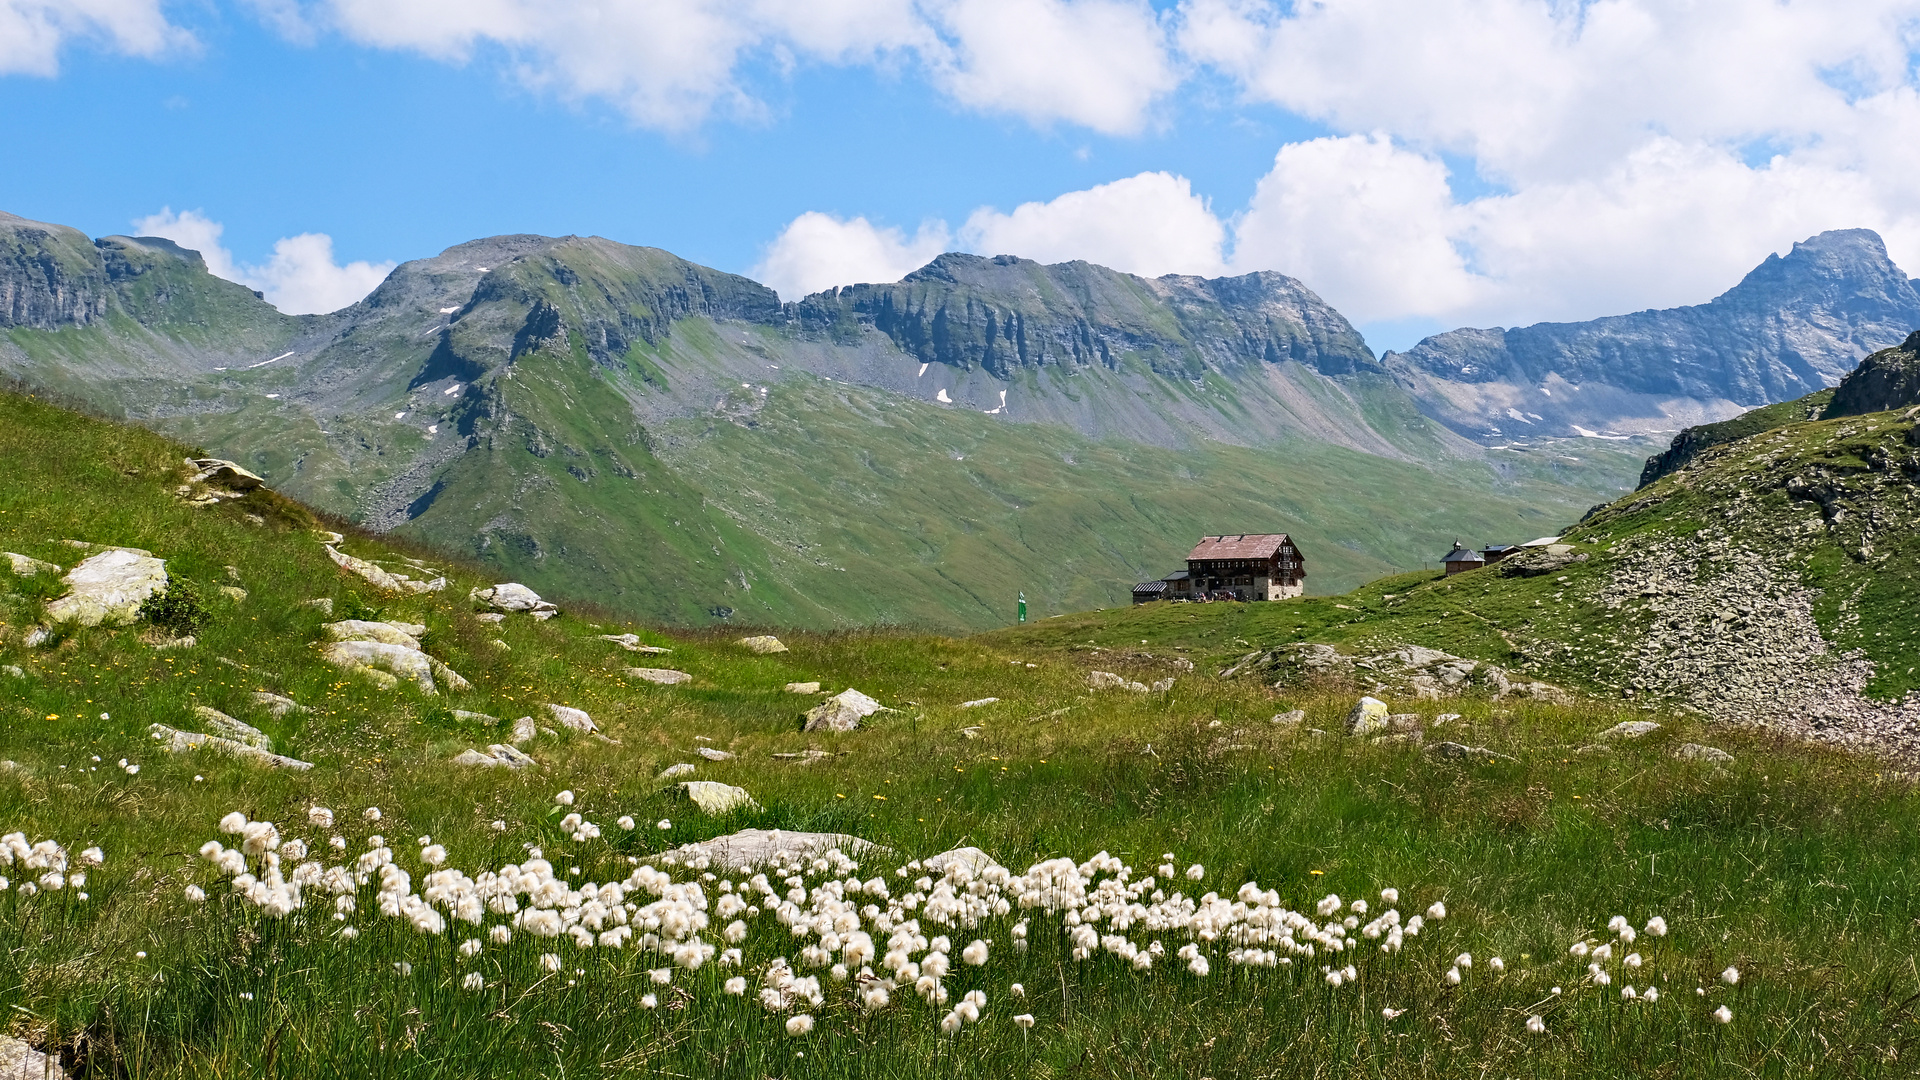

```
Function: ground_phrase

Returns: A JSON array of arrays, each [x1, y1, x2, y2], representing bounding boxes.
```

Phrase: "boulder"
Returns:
[[249, 692, 309, 717], [191, 706, 273, 751], [149, 723, 312, 770], [1598, 720, 1663, 740], [545, 703, 599, 735], [680, 781, 758, 815], [1674, 742, 1734, 764], [1151, 678, 1176, 693], [1270, 709, 1307, 730], [785, 681, 822, 694], [1425, 741, 1515, 762], [509, 716, 537, 745], [738, 635, 789, 654], [1088, 670, 1151, 692], [1433, 712, 1462, 727], [3, 552, 59, 576], [473, 612, 505, 624], [804, 688, 883, 732], [471, 583, 558, 617], [45, 549, 169, 626], [454, 744, 537, 769], [302, 598, 334, 615], [696, 747, 735, 761], [601, 633, 671, 653], [659, 763, 697, 780], [923, 846, 1001, 876], [0, 1035, 66, 1080], [321, 640, 471, 694], [324, 619, 425, 648], [187, 458, 266, 492], [2, 666, 23, 679], [1344, 697, 1391, 736], [626, 667, 692, 686], [660, 828, 882, 871], [323, 544, 406, 592]]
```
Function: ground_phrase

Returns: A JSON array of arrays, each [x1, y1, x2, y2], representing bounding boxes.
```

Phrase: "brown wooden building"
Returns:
[[1135, 533, 1306, 602]]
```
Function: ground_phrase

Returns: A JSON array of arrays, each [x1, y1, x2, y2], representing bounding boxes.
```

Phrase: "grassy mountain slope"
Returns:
[[0, 216, 1657, 632], [1004, 402, 1920, 756], [1, 389, 1917, 1077]]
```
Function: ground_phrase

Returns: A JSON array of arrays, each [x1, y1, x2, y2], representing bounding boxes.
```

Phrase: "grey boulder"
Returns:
[[46, 549, 168, 626]]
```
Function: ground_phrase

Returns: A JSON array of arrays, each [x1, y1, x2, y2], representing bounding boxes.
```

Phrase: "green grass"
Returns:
[[2, 390, 1918, 1077]]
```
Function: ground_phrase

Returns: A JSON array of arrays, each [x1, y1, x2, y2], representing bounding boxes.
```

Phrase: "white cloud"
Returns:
[[752, 212, 951, 300], [0, 0, 194, 76], [1231, 134, 1475, 324], [134, 208, 395, 315], [962, 171, 1225, 276], [925, 0, 1179, 135]]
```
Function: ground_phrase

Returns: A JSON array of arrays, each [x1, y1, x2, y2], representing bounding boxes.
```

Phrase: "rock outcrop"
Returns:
[[660, 828, 882, 870], [1824, 330, 1920, 419], [319, 621, 469, 694], [45, 548, 168, 626], [472, 583, 558, 618], [803, 688, 883, 732]]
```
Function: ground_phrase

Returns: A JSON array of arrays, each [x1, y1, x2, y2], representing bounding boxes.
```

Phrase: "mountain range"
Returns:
[[3, 210, 1914, 628]]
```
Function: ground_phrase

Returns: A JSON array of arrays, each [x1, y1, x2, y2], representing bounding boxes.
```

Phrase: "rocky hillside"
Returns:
[[1387, 229, 1920, 442], [0, 212, 1648, 629]]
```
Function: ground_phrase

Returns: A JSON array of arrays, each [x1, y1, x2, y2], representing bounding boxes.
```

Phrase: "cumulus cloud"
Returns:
[[0, 0, 194, 76], [250, 0, 1179, 133], [962, 171, 1225, 276], [753, 212, 952, 300], [925, 0, 1178, 135], [134, 208, 395, 315]]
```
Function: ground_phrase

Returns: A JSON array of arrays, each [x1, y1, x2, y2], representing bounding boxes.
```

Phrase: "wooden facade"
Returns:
[[1136, 534, 1306, 602]]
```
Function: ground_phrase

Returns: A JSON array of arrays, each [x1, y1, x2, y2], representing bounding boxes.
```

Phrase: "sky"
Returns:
[[5, 1, 1920, 353]]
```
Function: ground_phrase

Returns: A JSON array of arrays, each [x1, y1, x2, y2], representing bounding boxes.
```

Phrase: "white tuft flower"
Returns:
[[1526, 1015, 1547, 1035], [339, 926, 359, 940], [1454, 952, 1472, 969], [1622, 984, 1637, 1000], [363, 807, 381, 822], [1425, 902, 1446, 920], [1645, 916, 1668, 937], [78, 847, 104, 867], [540, 953, 563, 973], [219, 812, 247, 835], [394, 962, 412, 976], [618, 816, 636, 830], [490, 926, 512, 945], [124, 764, 139, 775], [1010, 983, 1025, 998], [1444, 967, 1461, 986], [962, 940, 989, 966], [1185, 864, 1204, 881], [458, 939, 482, 959], [1488, 957, 1505, 973], [787, 1014, 814, 1036], [1014, 1013, 1035, 1029], [1382, 1006, 1405, 1020], [657, 819, 672, 831], [490, 820, 507, 832], [308, 807, 334, 828], [330, 836, 347, 850], [1713, 1005, 1733, 1024], [641, 993, 658, 1009], [939, 1011, 962, 1035], [1624, 952, 1643, 969], [650, 969, 672, 985], [461, 972, 484, 991], [1643, 986, 1660, 1003], [1721, 966, 1740, 985], [554, 790, 575, 806], [1570, 942, 1590, 958], [421, 844, 446, 867], [725, 976, 747, 994], [1379, 887, 1399, 905], [184, 884, 206, 902]]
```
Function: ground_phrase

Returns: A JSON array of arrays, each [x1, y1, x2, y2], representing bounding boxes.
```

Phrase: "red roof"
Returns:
[[1185, 534, 1293, 561]]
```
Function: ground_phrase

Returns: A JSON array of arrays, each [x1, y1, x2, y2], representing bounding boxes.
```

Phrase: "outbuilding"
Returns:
[[1440, 541, 1485, 576]]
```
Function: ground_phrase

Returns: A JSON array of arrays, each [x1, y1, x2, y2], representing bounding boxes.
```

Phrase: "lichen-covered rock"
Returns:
[[738, 635, 788, 654], [3, 552, 59, 576], [625, 667, 692, 685], [1674, 742, 1734, 763], [678, 780, 759, 814], [1425, 741, 1514, 762], [1088, 670, 1151, 692], [472, 583, 558, 617], [601, 633, 671, 653], [191, 706, 272, 750], [660, 828, 882, 870], [45, 548, 168, 626], [785, 681, 822, 694], [1598, 720, 1663, 740], [1344, 697, 1391, 736], [509, 716, 537, 745], [0, 1035, 67, 1079], [324, 619, 426, 648], [803, 688, 883, 732], [696, 747, 735, 761], [545, 703, 599, 735], [454, 744, 537, 768], [658, 762, 696, 780], [149, 723, 312, 770], [1270, 709, 1306, 730], [249, 691, 308, 717], [187, 458, 265, 492], [321, 639, 470, 694]]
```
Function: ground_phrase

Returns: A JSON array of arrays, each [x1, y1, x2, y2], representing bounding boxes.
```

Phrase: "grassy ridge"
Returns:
[[1, 390, 1916, 1077]]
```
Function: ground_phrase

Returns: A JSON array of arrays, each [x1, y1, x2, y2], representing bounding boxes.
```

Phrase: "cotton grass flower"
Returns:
[[1014, 1013, 1035, 1029], [1721, 966, 1740, 985], [725, 976, 747, 995], [1526, 1015, 1547, 1035], [1382, 1006, 1406, 1019], [1010, 983, 1025, 998], [962, 939, 989, 965], [1454, 952, 1472, 969], [1645, 916, 1669, 937], [184, 884, 206, 902], [1425, 902, 1447, 920], [461, 972, 484, 991], [421, 844, 446, 867], [786, 1014, 814, 1036], [540, 954, 563, 973], [618, 816, 636, 830], [363, 807, 381, 822], [490, 925, 512, 945], [657, 819, 672, 831], [1713, 1005, 1733, 1023], [1185, 864, 1204, 881], [308, 807, 334, 828], [1488, 956, 1505, 973], [1379, 888, 1399, 905], [1444, 967, 1461, 986], [1642, 986, 1660, 1003], [458, 939, 482, 959]]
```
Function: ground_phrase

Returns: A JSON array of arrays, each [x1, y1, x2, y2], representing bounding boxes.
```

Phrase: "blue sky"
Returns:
[[5, 1, 1919, 353]]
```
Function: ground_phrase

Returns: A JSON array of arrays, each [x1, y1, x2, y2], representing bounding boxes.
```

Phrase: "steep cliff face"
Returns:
[[0, 212, 111, 329], [791, 253, 1378, 380], [1388, 229, 1920, 440], [1824, 330, 1920, 419]]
